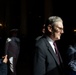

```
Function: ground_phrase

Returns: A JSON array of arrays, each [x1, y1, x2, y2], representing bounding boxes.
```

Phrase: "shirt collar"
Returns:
[[46, 36, 54, 43]]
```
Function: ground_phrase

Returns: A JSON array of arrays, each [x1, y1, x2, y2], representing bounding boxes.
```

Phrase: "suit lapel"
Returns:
[[43, 37, 62, 64], [58, 51, 63, 63]]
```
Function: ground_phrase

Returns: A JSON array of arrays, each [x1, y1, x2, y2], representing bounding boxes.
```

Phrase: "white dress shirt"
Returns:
[[46, 36, 56, 53]]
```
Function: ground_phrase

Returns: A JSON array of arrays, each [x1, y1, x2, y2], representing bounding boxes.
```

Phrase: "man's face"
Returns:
[[50, 21, 64, 41]]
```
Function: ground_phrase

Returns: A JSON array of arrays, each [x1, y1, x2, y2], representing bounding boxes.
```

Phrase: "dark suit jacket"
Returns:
[[33, 36, 65, 75]]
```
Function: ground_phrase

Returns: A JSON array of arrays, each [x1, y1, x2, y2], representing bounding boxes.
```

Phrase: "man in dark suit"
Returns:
[[33, 16, 65, 75]]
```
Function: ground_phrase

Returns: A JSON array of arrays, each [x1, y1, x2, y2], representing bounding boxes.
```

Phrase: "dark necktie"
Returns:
[[53, 42, 58, 54], [53, 42, 60, 64]]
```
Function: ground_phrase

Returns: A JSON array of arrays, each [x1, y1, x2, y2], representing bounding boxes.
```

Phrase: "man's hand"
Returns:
[[2, 55, 8, 63]]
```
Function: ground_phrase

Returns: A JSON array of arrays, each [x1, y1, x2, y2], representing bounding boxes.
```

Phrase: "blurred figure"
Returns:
[[33, 16, 65, 75], [41, 24, 45, 34], [66, 31, 76, 75], [36, 24, 45, 40], [5, 29, 20, 75], [0, 55, 8, 75]]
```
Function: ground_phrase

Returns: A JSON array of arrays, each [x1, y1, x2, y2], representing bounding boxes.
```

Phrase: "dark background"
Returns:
[[0, 0, 76, 75]]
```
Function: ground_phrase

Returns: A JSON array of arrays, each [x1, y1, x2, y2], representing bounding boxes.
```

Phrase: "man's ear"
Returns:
[[47, 24, 52, 32]]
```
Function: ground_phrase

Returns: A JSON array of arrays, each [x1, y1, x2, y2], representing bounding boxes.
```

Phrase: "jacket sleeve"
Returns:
[[5, 38, 10, 55], [33, 46, 46, 75], [0, 63, 7, 75]]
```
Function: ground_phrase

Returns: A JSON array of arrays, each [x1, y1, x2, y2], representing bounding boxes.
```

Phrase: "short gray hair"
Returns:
[[46, 16, 63, 26]]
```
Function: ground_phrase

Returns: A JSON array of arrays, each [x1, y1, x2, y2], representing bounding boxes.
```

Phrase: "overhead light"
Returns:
[[0, 23, 2, 26], [74, 29, 76, 32]]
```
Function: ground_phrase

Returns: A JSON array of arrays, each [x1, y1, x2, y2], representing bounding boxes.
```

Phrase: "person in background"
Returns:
[[36, 24, 45, 41], [0, 55, 8, 75], [33, 16, 66, 75], [66, 31, 76, 75], [5, 29, 20, 75]]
